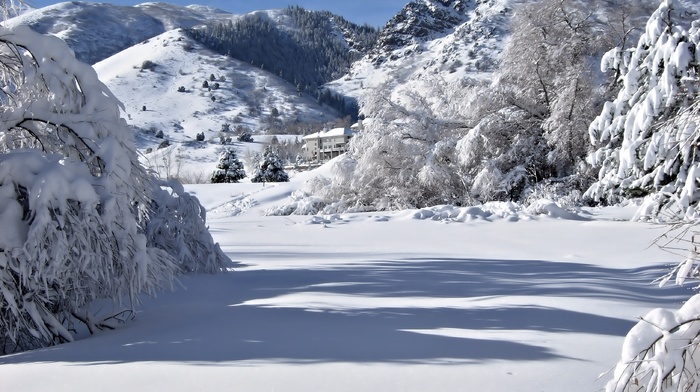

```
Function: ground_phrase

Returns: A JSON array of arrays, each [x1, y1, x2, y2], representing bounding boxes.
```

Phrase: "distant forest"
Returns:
[[185, 6, 378, 118]]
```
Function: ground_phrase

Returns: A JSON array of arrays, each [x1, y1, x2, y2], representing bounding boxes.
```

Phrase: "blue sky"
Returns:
[[25, 1, 408, 27]]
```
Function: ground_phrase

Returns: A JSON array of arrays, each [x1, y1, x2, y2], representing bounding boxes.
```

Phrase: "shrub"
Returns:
[[141, 60, 157, 71], [238, 132, 254, 143]]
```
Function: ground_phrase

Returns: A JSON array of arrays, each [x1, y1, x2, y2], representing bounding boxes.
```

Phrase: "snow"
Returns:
[[302, 127, 356, 140], [92, 28, 337, 180], [327, 0, 508, 103], [0, 162, 693, 391]]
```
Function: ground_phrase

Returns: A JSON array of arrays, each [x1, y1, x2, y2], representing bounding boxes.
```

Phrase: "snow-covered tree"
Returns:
[[306, 0, 607, 212], [211, 148, 246, 183], [497, 0, 602, 177], [315, 78, 471, 211], [606, 220, 700, 392], [599, 2, 700, 391], [586, 0, 700, 218], [451, 0, 608, 203], [269, 0, 653, 215], [0, 25, 228, 353], [251, 146, 289, 183]]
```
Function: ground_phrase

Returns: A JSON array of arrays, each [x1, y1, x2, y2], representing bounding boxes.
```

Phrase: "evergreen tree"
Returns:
[[211, 148, 246, 183], [251, 146, 289, 183], [586, 0, 700, 218]]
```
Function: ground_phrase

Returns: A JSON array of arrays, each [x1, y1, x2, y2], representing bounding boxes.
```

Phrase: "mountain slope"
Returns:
[[185, 6, 378, 116], [327, 0, 511, 99], [93, 28, 339, 180], [6, 1, 231, 64], [373, 0, 473, 60]]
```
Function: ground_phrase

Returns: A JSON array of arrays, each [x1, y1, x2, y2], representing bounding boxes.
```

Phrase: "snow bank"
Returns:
[[412, 200, 587, 223]]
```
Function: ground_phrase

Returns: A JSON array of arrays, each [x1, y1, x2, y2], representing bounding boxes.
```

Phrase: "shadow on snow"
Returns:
[[0, 258, 690, 365]]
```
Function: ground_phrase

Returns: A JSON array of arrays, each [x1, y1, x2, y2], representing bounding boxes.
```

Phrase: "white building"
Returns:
[[302, 127, 356, 161]]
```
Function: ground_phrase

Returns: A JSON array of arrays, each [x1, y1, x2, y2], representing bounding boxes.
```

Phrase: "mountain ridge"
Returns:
[[6, 1, 232, 64]]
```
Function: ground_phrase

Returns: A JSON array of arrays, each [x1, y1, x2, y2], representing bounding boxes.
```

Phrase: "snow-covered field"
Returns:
[[0, 165, 692, 391]]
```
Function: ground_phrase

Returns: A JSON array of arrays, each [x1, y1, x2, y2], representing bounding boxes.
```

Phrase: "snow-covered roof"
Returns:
[[302, 127, 356, 140]]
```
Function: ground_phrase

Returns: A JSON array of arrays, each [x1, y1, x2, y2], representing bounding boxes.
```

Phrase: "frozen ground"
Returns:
[[0, 168, 692, 392]]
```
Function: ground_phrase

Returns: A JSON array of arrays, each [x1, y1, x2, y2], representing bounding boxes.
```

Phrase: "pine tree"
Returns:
[[585, 0, 700, 218], [251, 146, 289, 183], [211, 148, 247, 183]]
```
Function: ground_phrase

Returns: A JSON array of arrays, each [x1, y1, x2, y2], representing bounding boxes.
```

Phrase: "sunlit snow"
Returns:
[[0, 165, 691, 392]]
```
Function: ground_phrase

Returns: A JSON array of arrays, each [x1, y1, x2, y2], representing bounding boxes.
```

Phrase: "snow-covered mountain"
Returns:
[[327, 0, 512, 99], [326, 0, 700, 102], [17, 0, 700, 185], [373, 0, 479, 61], [93, 28, 338, 181], [5, 2, 232, 64]]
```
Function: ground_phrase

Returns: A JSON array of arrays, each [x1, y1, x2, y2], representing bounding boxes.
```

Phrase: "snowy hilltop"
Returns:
[[5, 2, 232, 64]]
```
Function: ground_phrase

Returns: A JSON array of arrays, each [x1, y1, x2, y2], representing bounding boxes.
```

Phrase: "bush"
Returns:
[[238, 132, 254, 143], [141, 60, 157, 71]]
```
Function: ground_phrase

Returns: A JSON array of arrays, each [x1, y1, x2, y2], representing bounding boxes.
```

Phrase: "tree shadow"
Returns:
[[0, 258, 689, 365]]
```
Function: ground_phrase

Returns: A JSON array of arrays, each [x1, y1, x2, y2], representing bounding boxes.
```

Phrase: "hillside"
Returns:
[[93, 28, 339, 181], [185, 7, 378, 117], [5, 1, 232, 64], [326, 0, 700, 100], [326, 0, 511, 99], [7, 2, 378, 182]]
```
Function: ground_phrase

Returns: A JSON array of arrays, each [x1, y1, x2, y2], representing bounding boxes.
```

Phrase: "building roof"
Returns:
[[302, 127, 356, 140]]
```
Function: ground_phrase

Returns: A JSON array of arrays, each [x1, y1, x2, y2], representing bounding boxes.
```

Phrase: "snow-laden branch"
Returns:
[[0, 24, 229, 354]]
